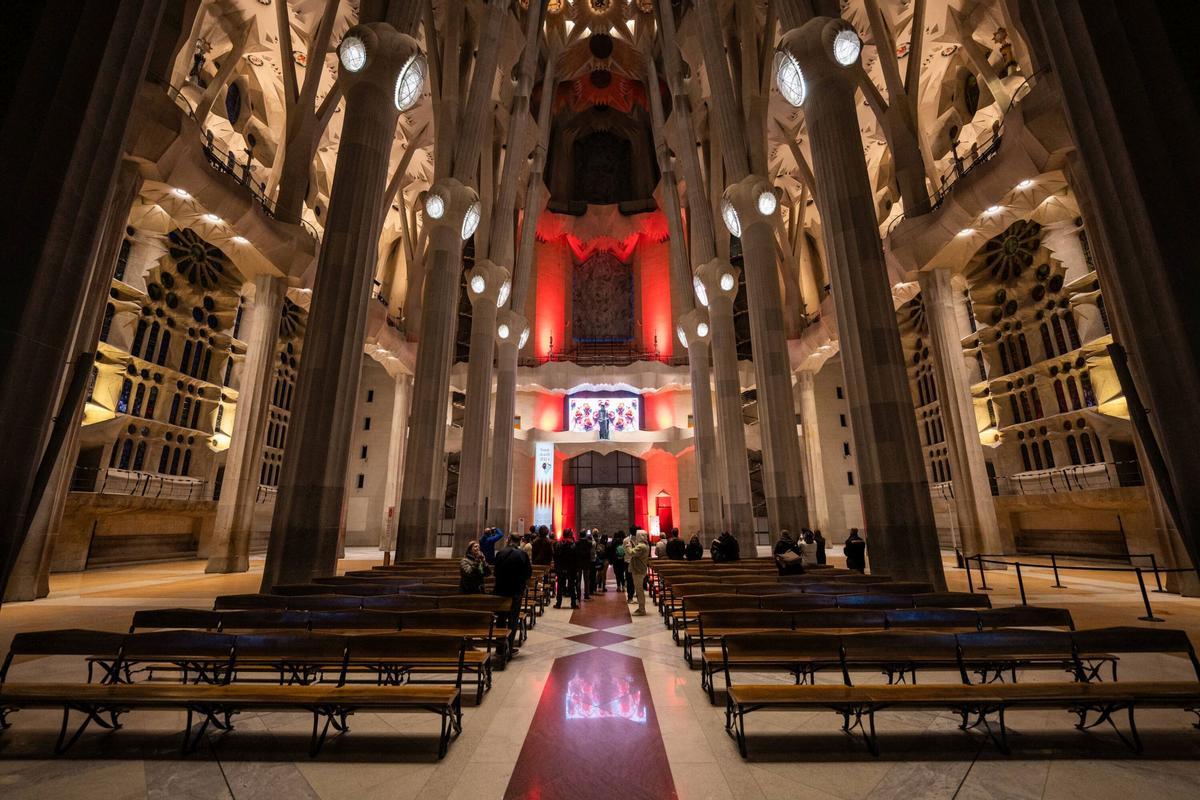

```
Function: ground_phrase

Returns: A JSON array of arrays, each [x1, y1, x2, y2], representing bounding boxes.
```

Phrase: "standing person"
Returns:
[[459, 541, 491, 593], [622, 531, 637, 602], [773, 530, 806, 575], [685, 534, 704, 560], [654, 534, 668, 559], [530, 525, 554, 566], [609, 533, 627, 594], [844, 529, 867, 573], [575, 531, 595, 601], [520, 533, 534, 560], [554, 530, 579, 609], [479, 527, 504, 564], [813, 529, 827, 566], [665, 530, 686, 560], [627, 531, 651, 615], [595, 533, 609, 592], [493, 533, 533, 656]]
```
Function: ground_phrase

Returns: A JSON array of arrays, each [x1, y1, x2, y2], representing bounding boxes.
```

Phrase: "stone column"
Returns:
[[1029, 0, 1200, 576], [696, 260, 757, 549], [656, 0, 754, 544], [0, 0, 165, 601], [645, 51, 721, 537], [796, 370, 831, 533], [452, 259, 509, 549], [207, 274, 284, 573], [696, 0, 810, 540], [919, 268, 1004, 559], [263, 24, 421, 589], [380, 371, 413, 551], [488, 45, 560, 531], [779, 18, 945, 587]]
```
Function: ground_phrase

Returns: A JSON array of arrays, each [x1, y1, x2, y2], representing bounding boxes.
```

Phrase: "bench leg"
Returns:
[[308, 705, 353, 757], [0, 706, 13, 730], [1074, 703, 1142, 753], [55, 703, 123, 754]]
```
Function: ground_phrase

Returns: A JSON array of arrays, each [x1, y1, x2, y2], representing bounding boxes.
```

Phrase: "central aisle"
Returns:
[[504, 586, 679, 799]]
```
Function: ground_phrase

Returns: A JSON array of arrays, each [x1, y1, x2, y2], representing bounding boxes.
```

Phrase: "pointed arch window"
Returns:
[[118, 439, 134, 470], [1019, 443, 1032, 472], [131, 383, 145, 416], [1039, 322, 1055, 359], [117, 379, 133, 414], [1080, 432, 1097, 464], [1054, 380, 1067, 414], [1067, 435, 1081, 465], [1080, 370, 1097, 407], [1067, 376, 1082, 410], [1041, 440, 1055, 469]]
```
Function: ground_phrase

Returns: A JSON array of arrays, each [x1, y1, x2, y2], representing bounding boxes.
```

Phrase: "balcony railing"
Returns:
[[521, 342, 688, 368], [73, 467, 211, 501], [993, 460, 1143, 496]]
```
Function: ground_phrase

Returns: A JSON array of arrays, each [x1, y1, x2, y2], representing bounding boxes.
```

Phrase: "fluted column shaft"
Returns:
[[381, 372, 412, 550], [263, 25, 409, 588], [208, 274, 284, 573], [696, 0, 809, 541], [797, 370, 830, 532], [919, 268, 1004, 558], [786, 18, 945, 587]]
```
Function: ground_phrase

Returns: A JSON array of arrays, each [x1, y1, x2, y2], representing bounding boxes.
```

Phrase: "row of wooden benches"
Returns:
[[718, 626, 1200, 755]]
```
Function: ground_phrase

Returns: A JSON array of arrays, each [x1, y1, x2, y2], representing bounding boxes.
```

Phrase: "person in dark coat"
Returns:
[[772, 530, 805, 575], [685, 535, 704, 560], [459, 541, 490, 593], [844, 529, 867, 572], [553, 531, 578, 609], [608, 534, 627, 592], [574, 532, 594, 601], [665, 531, 686, 560], [595, 533, 609, 592], [530, 525, 555, 565], [813, 529, 827, 565], [493, 533, 533, 654], [712, 531, 740, 562]]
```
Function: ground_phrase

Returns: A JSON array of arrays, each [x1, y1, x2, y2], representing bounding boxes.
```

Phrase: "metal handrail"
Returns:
[[84, 467, 210, 502], [957, 549, 1193, 622], [167, 85, 321, 242], [993, 460, 1143, 496]]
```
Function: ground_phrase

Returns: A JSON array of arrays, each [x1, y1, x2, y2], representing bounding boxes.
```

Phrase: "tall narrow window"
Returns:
[[1080, 432, 1096, 464], [131, 383, 145, 416], [1019, 392, 1032, 422], [986, 399, 997, 427], [179, 397, 192, 426], [168, 394, 181, 425], [1031, 387, 1044, 419], [1041, 440, 1055, 469], [181, 341, 194, 374], [118, 439, 133, 470], [997, 340, 1011, 375], [156, 331, 171, 366], [1019, 443, 1031, 472], [181, 449, 192, 476], [1039, 323, 1055, 359], [100, 304, 116, 343], [114, 238, 132, 281], [1008, 395, 1021, 424], [1067, 435, 1081, 465], [1051, 316, 1068, 354], [200, 349, 212, 381], [131, 319, 147, 358], [363, 417, 371, 431], [1018, 333, 1032, 369], [190, 344, 204, 377], [169, 448, 181, 475], [1054, 380, 1067, 414], [133, 441, 147, 471], [191, 400, 202, 429], [975, 352, 988, 382], [1097, 295, 1111, 334], [1080, 371, 1097, 407], [144, 323, 160, 364], [1031, 442, 1044, 470], [157, 446, 170, 473], [1064, 311, 1081, 350], [1067, 376, 1082, 410], [145, 387, 158, 419], [117, 379, 132, 414]]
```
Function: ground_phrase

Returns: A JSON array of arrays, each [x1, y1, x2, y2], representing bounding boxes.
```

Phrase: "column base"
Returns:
[[205, 555, 250, 574]]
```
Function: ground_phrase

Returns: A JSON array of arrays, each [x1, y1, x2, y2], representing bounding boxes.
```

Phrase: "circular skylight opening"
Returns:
[[232, 235, 249, 244], [461, 200, 482, 240], [203, 213, 222, 224], [696, 322, 710, 338], [721, 198, 742, 237], [470, 274, 486, 294], [497, 323, 511, 340], [832, 29, 862, 66], [693, 276, 709, 307], [774, 50, 807, 107], [394, 54, 426, 112], [677, 326, 688, 349], [518, 326, 530, 349], [497, 280, 511, 308], [757, 190, 778, 216], [719, 272, 736, 292], [172, 187, 191, 199], [1016, 179, 1034, 190], [339, 36, 367, 73], [424, 192, 445, 220]]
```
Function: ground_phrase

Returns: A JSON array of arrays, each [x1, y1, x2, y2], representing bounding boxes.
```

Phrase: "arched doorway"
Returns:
[[562, 450, 647, 534]]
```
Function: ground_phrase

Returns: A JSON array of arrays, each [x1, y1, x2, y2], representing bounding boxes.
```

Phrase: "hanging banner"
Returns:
[[533, 441, 555, 528]]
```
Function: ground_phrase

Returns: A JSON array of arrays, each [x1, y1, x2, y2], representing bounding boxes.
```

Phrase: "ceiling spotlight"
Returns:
[[470, 274, 486, 294], [719, 272, 736, 292], [832, 29, 862, 66], [461, 200, 481, 241], [424, 192, 445, 220], [757, 190, 778, 216], [1016, 179, 1034, 190], [693, 276, 709, 307], [720, 198, 742, 238], [986, 205, 1003, 215], [232, 235, 249, 244], [338, 36, 367, 73], [394, 53, 426, 112], [518, 326, 530, 349], [774, 50, 807, 107], [958, 228, 975, 237], [203, 213, 222, 224], [497, 323, 511, 340], [172, 187, 191, 199], [696, 321, 710, 338], [496, 280, 511, 308]]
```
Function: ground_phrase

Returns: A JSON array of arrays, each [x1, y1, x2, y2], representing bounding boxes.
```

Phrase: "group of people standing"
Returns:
[[541, 526, 653, 615], [458, 527, 533, 654]]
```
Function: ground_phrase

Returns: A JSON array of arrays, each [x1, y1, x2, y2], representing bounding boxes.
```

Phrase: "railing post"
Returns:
[[976, 555, 991, 590], [1050, 554, 1064, 588], [1135, 568, 1164, 622], [1148, 553, 1166, 593], [965, 555, 975, 594], [1014, 562, 1027, 606]]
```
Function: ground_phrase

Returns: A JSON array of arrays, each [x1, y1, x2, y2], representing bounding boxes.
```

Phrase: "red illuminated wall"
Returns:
[[636, 237, 673, 358], [643, 449, 680, 533], [642, 390, 677, 431], [533, 238, 572, 359], [533, 391, 565, 431]]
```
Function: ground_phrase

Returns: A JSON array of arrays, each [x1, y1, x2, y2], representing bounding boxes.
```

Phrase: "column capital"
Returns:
[[776, 16, 861, 85], [720, 175, 779, 237], [695, 258, 740, 304], [466, 259, 511, 306], [496, 308, 529, 351], [676, 307, 711, 350], [422, 179, 481, 242], [337, 23, 425, 110]]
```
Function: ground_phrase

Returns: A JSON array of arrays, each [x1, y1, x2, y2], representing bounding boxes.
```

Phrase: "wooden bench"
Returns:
[[724, 680, 1200, 757], [0, 681, 461, 757]]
